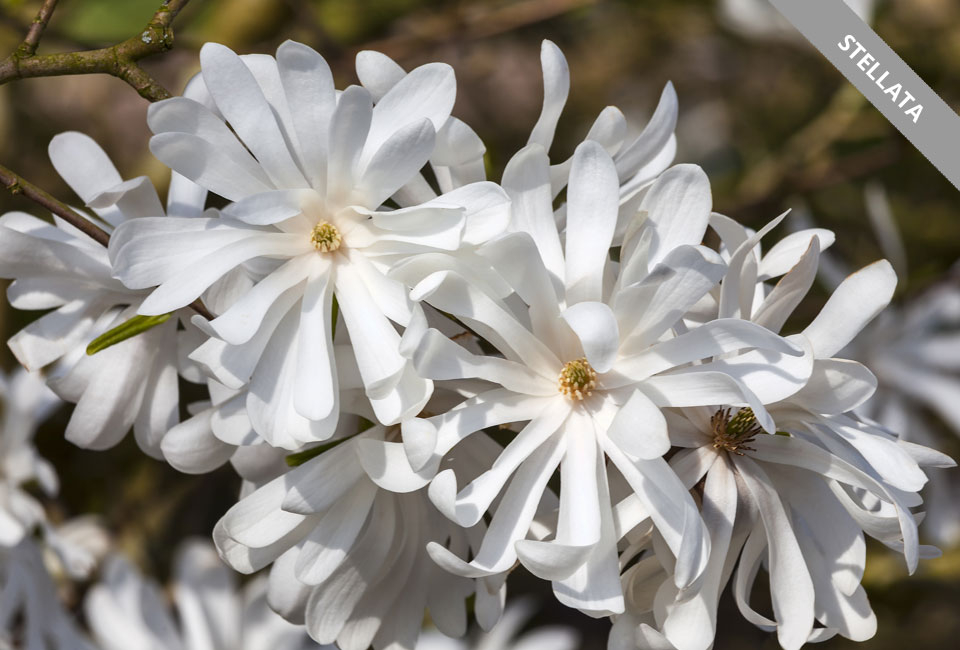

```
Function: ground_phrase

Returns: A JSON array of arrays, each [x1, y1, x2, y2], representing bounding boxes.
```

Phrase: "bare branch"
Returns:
[[0, 161, 215, 320], [0, 0, 193, 101], [20, 0, 59, 57], [0, 160, 110, 246]]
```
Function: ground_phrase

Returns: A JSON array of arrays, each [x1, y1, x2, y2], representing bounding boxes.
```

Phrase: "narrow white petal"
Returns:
[[639, 164, 712, 269], [527, 40, 569, 152], [200, 43, 308, 188], [561, 302, 620, 373], [802, 260, 897, 358], [564, 141, 619, 304], [608, 389, 669, 460]]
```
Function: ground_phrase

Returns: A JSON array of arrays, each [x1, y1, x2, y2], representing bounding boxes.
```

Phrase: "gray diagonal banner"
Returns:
[[767, 0, 960, 192]]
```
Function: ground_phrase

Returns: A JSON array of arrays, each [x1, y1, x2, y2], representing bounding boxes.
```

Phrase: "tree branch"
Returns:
[[0, 161, 214, 320], [0, 0, 192, 101], [19, 0, 59, 57], [0, 160, 110, 246]]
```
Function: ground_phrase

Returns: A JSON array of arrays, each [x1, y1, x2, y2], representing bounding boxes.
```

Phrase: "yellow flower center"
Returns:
[[711, 407, 762, 455], [310, 221, 342, 253], [558, 358, 597, 401]]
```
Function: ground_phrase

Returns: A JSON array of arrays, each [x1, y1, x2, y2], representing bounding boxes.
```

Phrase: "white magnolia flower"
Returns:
[[796, 185, 960, 545], [856, 280, 960, 544], [417, 599, 578, 650], [85, 539, 314, 650], [0, 368, 60, 545], [214, 418, 515, 650], [610, 222, 953, 650], [0, 537, 96, 650], [358, 39, 679, 214], [0, 132, 207, 457], [401, 145, 810, 617], [111, 40, 510, 449]]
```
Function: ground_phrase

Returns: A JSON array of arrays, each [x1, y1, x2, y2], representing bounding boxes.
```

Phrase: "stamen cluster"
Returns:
[[711, 407, 763, 455], [558, 358, 597, 400], [310, 221, 342, 253]]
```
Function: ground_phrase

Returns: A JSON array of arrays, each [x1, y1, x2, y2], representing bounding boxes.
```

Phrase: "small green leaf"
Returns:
[[284, 418, 375, 467], [86, 312, 172, 355], [331, 294, 339, 340], [285, 437, 349, 467]]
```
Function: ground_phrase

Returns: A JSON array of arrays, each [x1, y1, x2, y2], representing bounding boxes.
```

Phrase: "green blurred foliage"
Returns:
[[0, 0, 958, 648]]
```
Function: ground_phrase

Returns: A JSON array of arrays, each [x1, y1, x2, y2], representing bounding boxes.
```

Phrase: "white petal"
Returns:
[[361, 62, 455, 168], [604, 438, 709, 588], [355, 118, 436, 207], [408, 326, 552, 395], [48, 132, 124, 225], [147, 97, 271, 191], [208, 255, 313, 345], [335, 264, 407, 400], [427, 433, 565, 577], [614, 82, 679, 181], [326, 85, 373, 205], [758, 228, 835, 280], [732, 455, 815, 650], [561, 301, 620, 373], [802, 260, 897, 358], [718, 210, 789, 320], [150, 132, 274, 201], [502, 144, 565, 283], [789, 358, 877, 414], [617, 245, 726, 350], [221, 188, 319, 226], [527, 40, 569, 152], [294, 268, 337, 421], [411, 271, 560, 376], [355, 50, 406, 101], [615, 318, 803, 385], [608, 389, 669, 460], [564, 141, 619, 304], [640, 164, 711, 269], [277, 40, 336, 191], [139, 233, 308, 315], [752, 237, 819, 333], [199, 43, 308, 188]]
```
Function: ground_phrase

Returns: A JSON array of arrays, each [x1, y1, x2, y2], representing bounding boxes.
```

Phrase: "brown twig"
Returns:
[[0, 160, 110, 246], [0, 0, 192, 101], [0, 161, 215, 320], [19, 0, 59, 57]]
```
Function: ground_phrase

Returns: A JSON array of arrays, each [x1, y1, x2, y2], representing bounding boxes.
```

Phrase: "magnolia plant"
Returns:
[[0, 2, 955, 649]]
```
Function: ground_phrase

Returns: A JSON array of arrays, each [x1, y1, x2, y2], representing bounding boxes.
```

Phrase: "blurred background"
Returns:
[[0, 0, 958, 648]]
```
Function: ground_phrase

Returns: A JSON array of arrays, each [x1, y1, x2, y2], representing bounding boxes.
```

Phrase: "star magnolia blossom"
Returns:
[[111, 40, 510, 449], [0, 133, 208, 457], [855, 282, 960, 545], [399, 142, 811, 617], [355, 40, 680, 238], [0, 368, 60, 545], [214, 423, 519, 650], [85, 540, 315, 650], [696, 214, 947, 502], [796, 186, 960, 545], [612, 402, 950, 650], [609, 224, 954, 650], [0, 538, 97, 650]]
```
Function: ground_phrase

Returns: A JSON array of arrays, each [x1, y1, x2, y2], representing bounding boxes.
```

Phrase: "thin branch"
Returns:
[[0, 160, 110, 246], [0, 161, 215, 320], [20, 0, 59, 57], [0, 0, 192, 101]]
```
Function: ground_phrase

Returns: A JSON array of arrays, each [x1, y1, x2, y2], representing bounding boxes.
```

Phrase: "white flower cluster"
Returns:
[[0, 368, 105, 649], [0, 39, 953, 650]]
